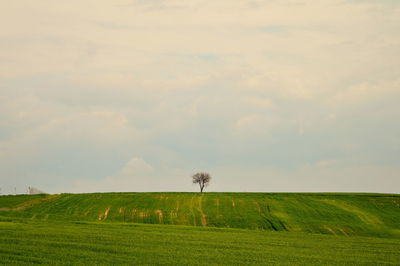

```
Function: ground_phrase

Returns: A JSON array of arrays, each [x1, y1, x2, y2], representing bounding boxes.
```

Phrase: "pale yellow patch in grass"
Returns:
[[198, 195, 207, 226], [98, 207, 111, 221], [320, 199, 383, 225], [338, 228, 349, 236], [155, 210, 163, 224], [323, 225, 337, 235], [83, 207, 93, 216]]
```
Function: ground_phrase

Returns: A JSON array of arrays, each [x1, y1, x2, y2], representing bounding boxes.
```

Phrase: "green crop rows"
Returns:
[[1, 193, 399, 265]]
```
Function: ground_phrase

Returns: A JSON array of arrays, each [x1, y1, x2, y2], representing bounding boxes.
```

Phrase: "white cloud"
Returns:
[[235, 114, 276, 131], [329, 79, 400, 107], [72, 157, 192, 193], [242, 97, 273, 109], [117, 157, 153, 176], [208, 161, 400, 193], [73, 157, 154, 192], [0, 0, 399, 193]]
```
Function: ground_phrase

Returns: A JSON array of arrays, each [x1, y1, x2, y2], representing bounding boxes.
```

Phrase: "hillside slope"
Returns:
[[1, 193, 399, 237]]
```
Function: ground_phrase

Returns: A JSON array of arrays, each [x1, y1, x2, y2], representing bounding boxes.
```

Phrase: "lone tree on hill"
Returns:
[[192, 172, 211, 193]]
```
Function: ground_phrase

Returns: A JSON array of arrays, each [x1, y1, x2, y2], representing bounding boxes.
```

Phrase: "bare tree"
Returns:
[[192, 172, 211, 193]]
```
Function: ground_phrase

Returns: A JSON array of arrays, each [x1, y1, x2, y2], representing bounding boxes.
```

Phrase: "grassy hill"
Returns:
[[1, 192, 399, 238]]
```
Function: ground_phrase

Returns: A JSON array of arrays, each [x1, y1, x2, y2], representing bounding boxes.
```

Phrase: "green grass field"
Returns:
[[1, 192, 399, 265], [1, 219, 400, 265], [2, 193, 399, 237]]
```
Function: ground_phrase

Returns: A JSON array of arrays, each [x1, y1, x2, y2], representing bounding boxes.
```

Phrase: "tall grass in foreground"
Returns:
[[0, 219, 399, 265]]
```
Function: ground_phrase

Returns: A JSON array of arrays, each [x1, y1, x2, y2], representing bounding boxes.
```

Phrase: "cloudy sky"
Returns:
[[1, 0, 399, 194]]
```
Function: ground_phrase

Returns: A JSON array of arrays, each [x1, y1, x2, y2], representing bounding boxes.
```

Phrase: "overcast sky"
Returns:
[[1, 0, 399, 194]]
